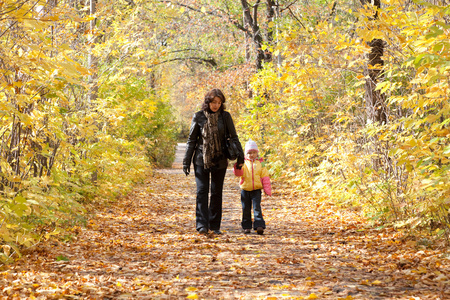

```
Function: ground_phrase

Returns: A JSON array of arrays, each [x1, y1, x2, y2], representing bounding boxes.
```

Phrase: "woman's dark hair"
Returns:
[[202, 88, 226, 112]]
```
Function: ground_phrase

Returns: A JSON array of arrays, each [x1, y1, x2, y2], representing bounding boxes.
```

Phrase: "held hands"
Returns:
[[237, 155, 245, 168], [183, 165, 190, 176], [233, 163, 244, 177]]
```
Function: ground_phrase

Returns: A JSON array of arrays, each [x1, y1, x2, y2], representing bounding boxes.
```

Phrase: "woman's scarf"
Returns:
[[202, 111, 222, 169]]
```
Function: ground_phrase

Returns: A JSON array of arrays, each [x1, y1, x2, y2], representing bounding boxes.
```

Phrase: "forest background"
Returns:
[[1, 0, 450, 263]]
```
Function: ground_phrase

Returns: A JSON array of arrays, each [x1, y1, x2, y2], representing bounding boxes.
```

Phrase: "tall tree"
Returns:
[[87, 0, 98, 107], [241, 0, 273, 70], [360, 0, 387, 124]]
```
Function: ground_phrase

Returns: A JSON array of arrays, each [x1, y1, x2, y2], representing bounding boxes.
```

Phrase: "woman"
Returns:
[[183, 88, 244, 235]]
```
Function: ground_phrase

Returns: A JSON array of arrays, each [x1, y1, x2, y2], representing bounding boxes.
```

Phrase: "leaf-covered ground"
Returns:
[[1, 144, 449, 299]]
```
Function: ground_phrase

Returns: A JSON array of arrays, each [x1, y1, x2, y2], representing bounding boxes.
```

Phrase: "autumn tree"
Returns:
[[237, 0, 450, 239], [0, 0, 180, 261], [240, 0, 275, 70], [360, 0, 387, 124]]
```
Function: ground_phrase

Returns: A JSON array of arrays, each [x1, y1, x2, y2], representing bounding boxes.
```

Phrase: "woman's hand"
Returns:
[[183, 165, 190, 176]]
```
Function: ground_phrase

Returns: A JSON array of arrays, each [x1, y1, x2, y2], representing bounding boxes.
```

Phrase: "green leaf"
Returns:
[[413, 54, 426, 67], [443, 145, 450, 155], [56, 255, 69, 261], [425, 26, 444, 39]]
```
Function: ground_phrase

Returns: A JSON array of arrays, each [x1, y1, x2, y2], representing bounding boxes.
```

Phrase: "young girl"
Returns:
[[233, 140, 272, 235]]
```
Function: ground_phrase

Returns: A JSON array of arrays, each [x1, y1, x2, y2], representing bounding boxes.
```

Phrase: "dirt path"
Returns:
[[1, 143, 448, 299]]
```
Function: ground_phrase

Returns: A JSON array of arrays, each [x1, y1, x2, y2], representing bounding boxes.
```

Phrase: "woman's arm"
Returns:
[[183, 113, 200, 172], [224, 111, 245, 166]]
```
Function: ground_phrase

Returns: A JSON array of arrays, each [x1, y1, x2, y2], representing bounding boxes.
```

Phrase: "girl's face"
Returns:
[[209, 97, 222, 112], [246, 149, 258, 160]]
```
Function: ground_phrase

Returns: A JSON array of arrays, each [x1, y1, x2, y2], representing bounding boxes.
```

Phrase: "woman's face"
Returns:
[[209, 97, 222, 112]]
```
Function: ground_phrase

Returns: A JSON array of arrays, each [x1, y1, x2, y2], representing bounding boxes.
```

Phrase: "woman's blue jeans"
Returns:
[[194, 165, 227, 231], [241, 189, 266, 230]]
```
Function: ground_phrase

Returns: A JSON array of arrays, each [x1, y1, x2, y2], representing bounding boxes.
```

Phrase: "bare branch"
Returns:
[[158, 0, 221, 17], [286, 6, 306, 29], [155, 56, 217, 67], [159, 0, 250, 34], [167, 48, 208, 54], [280, 0, 300, 13]]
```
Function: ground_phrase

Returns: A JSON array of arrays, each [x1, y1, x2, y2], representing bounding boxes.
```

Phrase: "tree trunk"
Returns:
[[266, 0, 276, 44], [243, 10, 251, 63], [87, 0, 98, 107], [365, 38, 387, 124], [360, 0, 390, 173], [241, 0, 268, 70], [360, 0, 387, 124]]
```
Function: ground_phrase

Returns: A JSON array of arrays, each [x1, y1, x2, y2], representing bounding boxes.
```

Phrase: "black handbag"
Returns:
[[223, 114, 239, 160]]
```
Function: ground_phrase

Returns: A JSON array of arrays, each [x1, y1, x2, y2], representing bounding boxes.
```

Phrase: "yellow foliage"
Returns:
[[237, 0, 450, 239], [0, 0, 176, 260]]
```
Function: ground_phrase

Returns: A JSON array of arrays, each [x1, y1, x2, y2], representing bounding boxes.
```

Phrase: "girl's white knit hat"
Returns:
[[245, 140, 258, 154]]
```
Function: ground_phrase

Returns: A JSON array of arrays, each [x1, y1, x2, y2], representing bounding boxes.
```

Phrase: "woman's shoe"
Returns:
[[244, 229, 251, 234], [213, 230, 222, 235], [256, 227, 264, 235], [198, 228, 208, 235]]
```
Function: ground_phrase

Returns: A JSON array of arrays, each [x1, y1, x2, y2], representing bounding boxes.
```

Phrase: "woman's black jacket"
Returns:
[[183, 110, 244, 170]]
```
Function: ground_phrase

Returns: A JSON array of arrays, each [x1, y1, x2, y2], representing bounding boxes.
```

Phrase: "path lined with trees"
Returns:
[[2, 0, 450, 297], [0, 145, 447, 299]]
